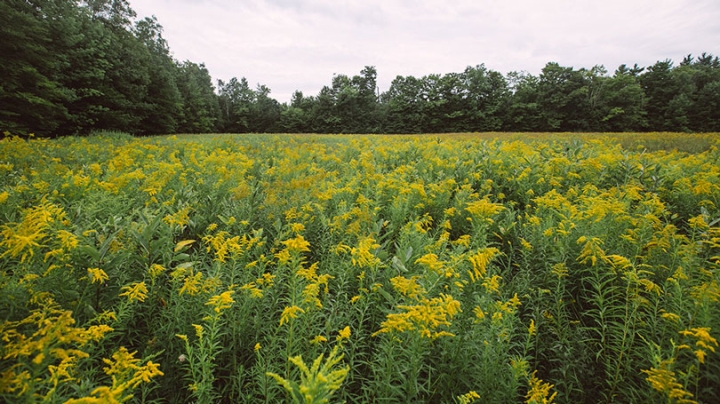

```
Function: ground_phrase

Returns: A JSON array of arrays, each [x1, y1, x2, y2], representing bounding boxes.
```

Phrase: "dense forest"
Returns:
[[2, 0, 720, 137]]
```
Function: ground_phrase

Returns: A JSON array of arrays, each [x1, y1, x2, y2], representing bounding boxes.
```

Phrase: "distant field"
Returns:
[[1, 132, 719, 403]]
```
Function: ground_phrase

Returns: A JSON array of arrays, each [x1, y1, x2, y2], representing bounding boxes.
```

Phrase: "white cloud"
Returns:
[[130, 0, 720, 103]]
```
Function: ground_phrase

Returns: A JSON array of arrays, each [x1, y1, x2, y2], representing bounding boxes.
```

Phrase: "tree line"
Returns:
[[3, 1, 720, 137]]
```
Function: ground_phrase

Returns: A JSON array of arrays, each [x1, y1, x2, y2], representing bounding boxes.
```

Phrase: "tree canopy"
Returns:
[[2, 1, 719, 136]]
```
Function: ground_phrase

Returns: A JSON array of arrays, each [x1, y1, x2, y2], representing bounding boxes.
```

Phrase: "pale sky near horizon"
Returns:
[[129, 0, 720, 104]]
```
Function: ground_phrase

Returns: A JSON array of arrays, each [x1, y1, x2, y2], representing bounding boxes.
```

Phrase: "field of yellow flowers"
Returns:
[[1, 132, 719, 403]]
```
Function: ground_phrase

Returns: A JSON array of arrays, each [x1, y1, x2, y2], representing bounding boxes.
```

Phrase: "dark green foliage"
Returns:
[[0, 0, 215, 136], [1, 0, 719, 135], [594, 67, 647, 131], [134, 16, 183, 135], [0, 0, 70, 136], [218, 80, 282, 134], [176, 61, 220, 133]]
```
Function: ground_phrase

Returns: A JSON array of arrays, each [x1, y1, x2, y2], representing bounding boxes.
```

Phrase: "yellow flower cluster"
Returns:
[[642, 359, 696, 404], [65, 347, 164, 404], [390, 276, 426, 300], [240, 273, 276, 299], [0, 303, 113, 400], [119, 282, 148, 303], [678, 327, 718, 364], [296, 262, 333, 309], [282, 234, 311, 254], [374, 294, 461, 340], [279, 305, 305, 326], [465, 198, 505, 222], [457, 390, 481, 403], [349, 236, 381, 268], [266, 345, 349, 403], [0, 199, 69, 263], [203, 230, 262, 263], [206, 290, 234, 314], [525, 371, 557, 404], [87, 267, 109, 284], [467, 247, 500, 282]]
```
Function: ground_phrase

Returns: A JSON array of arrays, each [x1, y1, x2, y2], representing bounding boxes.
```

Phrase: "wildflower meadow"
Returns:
[[1, 132, 719, 403]]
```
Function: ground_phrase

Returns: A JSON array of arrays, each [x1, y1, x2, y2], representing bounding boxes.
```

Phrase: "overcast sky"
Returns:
[[130, 0, 720, 103]]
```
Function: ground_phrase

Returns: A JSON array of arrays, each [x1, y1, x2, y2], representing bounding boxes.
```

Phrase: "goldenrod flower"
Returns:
[[163, 206, 191, 227], [67, 347, 163, 403], [482, 275, 502, 294], [240, 282, 263, 298], [87, 267, 109, 285], [510, 357, 529, 379], [88, 162, 102, 175], [296, 262, 319, 281], [290, 222, 305, 233], [266, 345, 349, 403], [457, 390, 481, 404], [690, 280, 720, 303], [467, 248, 500, 282], [0, 230, 44, 262], [96, 310, 117, 323], [257, 272, 276, 286], [137, 360, 163, 383], [86, 324, 113, 340], [415, 253, 443, 273], [148, 264, 165, 278], [275, 249, 291, 264], [192, 324, 204, 339], [337, 326, 351, 341], [179, 271, 203, 296], [206, 290, 235, 313], [282, 234, 311, 253], [350, 236, 380, 268], [642, 359, 695, 402], [525, 371, 557, 404], [279, 305, 305, 326], [56, 229, 79, 250], [202, 231, 244, 262], [688, 215, 709, 230], [303, 283, 322, 309], [679, 327, 718, 363], [453, 234, 472, 247], [576, 236, 606, 267], [310, 335, 328, 344], [508, 293, 522, 308], [334, 243, 351, 255], [465, 198, 504, 221], [0, 200, 66, 262], [119, 282, 148, 303], [374, 294, 460, 339], [390, 276, 426, 300]]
